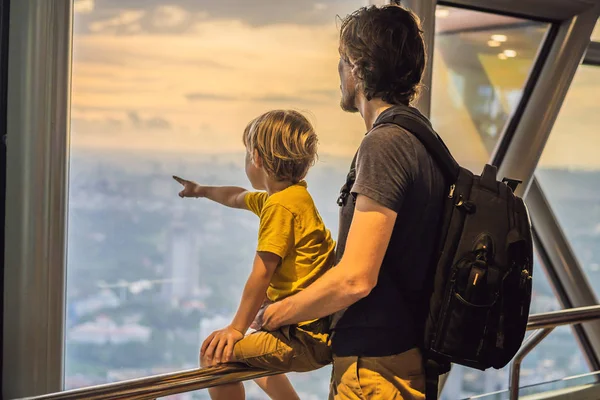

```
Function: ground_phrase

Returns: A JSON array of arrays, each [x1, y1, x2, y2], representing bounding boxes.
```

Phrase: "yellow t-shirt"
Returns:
[[244, 181, 335, 303]]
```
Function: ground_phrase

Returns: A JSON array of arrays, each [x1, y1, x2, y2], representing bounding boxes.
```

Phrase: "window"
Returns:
[[431, 5, 548, 171], [66, 1, 368, 397], [536, 64, 600, 298], [432, 6, 592, 398], [592, 19, 600, 41]]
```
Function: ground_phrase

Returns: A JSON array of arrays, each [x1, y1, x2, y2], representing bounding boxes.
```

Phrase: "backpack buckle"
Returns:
[[337, 191, 349, 206], [502, 177, 522, 192]]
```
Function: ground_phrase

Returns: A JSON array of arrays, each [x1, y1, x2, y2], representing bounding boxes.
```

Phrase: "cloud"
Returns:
[[74, 0, 95, 14], [305, 89, 339, 98], [127, 111, 171, 130], [145, 117, 171, 130], [69, 3, 367, 156], [254, 94, 313, 103], [74, 0, 364, 35], [128, 111, 141, 127], [185, 92, 237, 102], [184, 91, 339, 104], [106, 118, 124, 128], [71, 117, 123, 136], [252, 90, 341, 104], [89, 10, 146, 33], [151, 5, 191, 28]]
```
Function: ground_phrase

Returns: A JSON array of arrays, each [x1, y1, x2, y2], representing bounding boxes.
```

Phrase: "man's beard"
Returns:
[[339, 87, 358, 113]]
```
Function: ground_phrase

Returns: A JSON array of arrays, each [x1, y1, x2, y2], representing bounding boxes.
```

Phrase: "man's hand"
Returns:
[[200, 325, 244, 367], [261, 300, 290, 331], [173, 176, 205, 198]]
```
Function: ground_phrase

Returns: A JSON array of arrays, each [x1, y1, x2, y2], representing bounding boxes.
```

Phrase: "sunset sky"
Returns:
[[71, 0, 600, 169]]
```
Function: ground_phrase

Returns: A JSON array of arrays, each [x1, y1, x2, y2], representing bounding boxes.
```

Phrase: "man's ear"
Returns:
[[253, 149, 263, 168], [350, 63, 360, 79]]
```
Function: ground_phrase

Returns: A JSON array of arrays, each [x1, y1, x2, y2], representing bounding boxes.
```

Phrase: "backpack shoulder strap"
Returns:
[[374, 110, 460, 183], [337, 151, 358, 206]]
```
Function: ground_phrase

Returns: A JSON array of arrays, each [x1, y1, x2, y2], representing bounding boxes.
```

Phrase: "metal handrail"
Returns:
[[19, 305, 600, 400], [509, 305, 600, 400], [21, 364, 277, 400]]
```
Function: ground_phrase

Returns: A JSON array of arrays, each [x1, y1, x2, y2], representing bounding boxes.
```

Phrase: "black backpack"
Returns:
[[341, 108, 533, 399]]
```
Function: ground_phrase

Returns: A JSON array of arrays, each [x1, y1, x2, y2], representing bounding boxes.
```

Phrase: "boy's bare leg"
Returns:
[[254, 374, 301, 400], [207, 383, 245, 400], [201, 354, 246, 400]]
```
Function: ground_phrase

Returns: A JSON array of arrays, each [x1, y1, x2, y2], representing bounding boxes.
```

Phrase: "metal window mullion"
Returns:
[[493, 6, 598, 197], [3, 0, 73, 397], [584, 41, 600, 65], [398, 0, 436, 118], [441, 0, 594, 22]]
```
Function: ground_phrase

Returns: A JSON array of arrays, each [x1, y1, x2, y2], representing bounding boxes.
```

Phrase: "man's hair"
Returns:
[[243, 110, 318, 183], [339, 5, 426, 106]]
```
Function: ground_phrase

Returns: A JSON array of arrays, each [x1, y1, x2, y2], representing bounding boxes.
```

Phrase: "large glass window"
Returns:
[[536, 64, 600, 297], [432, 6, 592, 398], [66, 1, 368, 397], [431, 6, 548, 172]]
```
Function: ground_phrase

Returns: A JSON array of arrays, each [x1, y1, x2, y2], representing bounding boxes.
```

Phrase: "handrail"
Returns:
[[19, 305, 600, 400], [509, 305, 600, 400], [526, 305, 600, 331], [20, 364, 278, 400]]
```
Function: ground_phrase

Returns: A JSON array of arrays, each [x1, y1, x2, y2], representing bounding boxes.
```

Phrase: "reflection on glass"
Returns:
[[66, 1, 368, 397], [431, 6, 548, 172], [592, 18, 600, 41], [432, 6, 592, 399], [537, 65, 600, 300]]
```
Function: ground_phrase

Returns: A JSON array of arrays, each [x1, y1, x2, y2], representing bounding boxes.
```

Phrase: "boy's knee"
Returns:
[[200, 354, 212, 368]]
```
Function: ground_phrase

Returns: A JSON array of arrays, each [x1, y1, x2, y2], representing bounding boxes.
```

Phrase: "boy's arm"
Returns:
[[202, 186, 249, 209], [173, 176, 248, 209], [230, 251, 280, 333], [201, 251, 279, 365]]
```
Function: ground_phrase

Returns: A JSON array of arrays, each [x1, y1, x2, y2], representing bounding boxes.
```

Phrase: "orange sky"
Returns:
[[70, 1, 367, 158], [71, 0, 600, 169]]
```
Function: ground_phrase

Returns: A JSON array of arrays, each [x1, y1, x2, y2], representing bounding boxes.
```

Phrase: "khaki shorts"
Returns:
[[233, 318, 332, 372], [329, 348, 426, 400]]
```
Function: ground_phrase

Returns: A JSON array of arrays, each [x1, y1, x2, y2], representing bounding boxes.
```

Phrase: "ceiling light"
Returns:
[[435, 8, 450, 18], [503, 49, 517, 58], [498, 53, 508, 60], [487, 40, 501, 48], [491, 34, 507, 42]]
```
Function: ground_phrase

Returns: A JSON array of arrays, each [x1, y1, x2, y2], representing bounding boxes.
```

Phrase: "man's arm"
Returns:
[[262, 194, 397, 329]]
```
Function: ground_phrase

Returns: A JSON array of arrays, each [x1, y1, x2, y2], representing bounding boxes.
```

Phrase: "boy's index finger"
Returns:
[[172, 175, 186, 185]]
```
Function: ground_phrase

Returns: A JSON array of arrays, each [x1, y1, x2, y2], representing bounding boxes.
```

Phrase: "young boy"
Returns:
[[174, 110, 334, 400]]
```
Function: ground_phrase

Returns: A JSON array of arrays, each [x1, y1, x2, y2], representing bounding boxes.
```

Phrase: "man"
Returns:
[[262, 5, 446, 399]]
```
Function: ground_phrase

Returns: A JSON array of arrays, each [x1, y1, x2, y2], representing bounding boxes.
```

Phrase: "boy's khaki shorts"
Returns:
[[233, 318, 332, 372]]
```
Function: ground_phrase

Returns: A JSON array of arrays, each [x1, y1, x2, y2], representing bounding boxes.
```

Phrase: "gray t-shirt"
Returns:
[[331, 105, 446, 357]]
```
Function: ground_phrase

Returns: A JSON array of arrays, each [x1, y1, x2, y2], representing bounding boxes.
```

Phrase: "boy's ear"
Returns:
[[253, 149, 263, 168]]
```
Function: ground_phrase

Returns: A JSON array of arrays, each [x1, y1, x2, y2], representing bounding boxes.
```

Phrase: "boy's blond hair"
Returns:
[[243, 110, 318, 183]]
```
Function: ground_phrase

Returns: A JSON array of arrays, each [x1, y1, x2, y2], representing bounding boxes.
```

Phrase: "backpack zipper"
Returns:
[[448, 184, 456, 199]]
